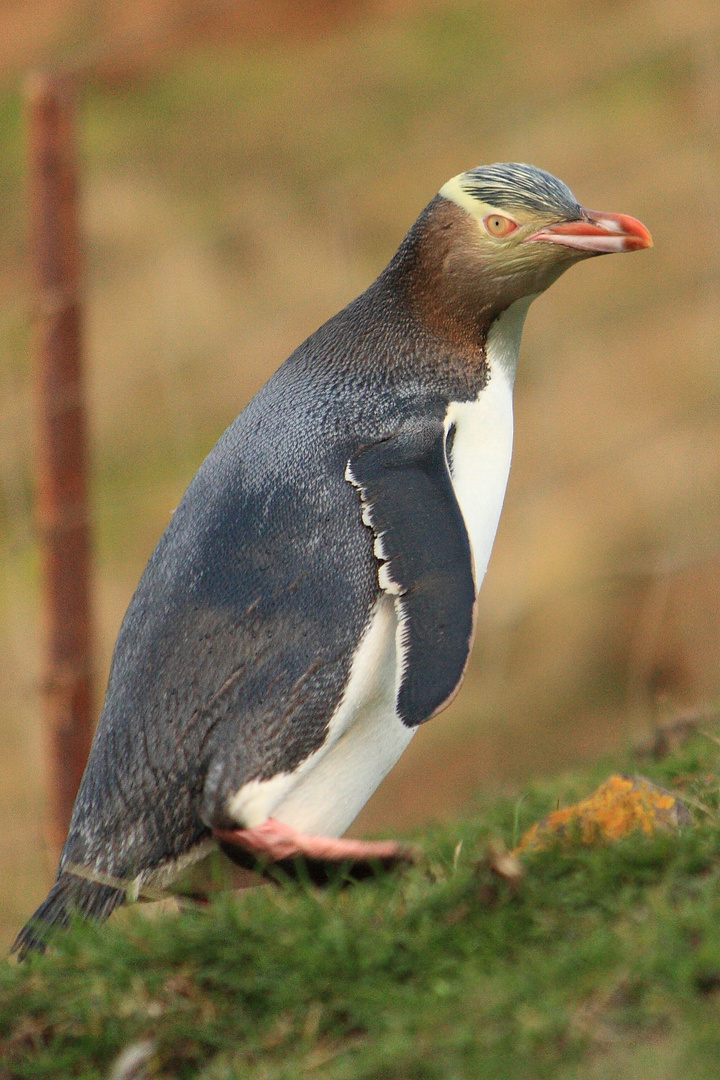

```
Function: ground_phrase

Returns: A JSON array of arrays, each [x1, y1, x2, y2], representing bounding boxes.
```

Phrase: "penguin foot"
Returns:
[[213, 818, 415, 883]]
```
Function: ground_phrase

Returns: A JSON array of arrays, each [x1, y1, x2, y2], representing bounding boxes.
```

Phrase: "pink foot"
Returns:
[[214, 818, 415, 869]]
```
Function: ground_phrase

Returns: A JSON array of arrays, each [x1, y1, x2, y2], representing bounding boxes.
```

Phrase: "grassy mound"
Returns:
[[3, 732, 720, 1079]]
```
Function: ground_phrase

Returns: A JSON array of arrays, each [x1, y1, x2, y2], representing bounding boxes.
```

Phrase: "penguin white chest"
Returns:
[[445, 367, 513, 589], [444, 297, 529, 588]]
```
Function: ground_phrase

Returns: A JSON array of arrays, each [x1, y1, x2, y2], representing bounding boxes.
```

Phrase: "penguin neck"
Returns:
[[380, 197, 532, 358], [484, 294, 535, 388]]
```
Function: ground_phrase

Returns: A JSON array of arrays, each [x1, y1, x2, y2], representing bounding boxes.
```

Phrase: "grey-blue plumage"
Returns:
[[14, 164, 651, 956]]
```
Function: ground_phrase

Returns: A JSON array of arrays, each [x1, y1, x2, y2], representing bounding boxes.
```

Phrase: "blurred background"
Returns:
[[1, 0, 719, 948]]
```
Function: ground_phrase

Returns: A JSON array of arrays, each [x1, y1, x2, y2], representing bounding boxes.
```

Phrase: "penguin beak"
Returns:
[[525, 211, 653, 254]]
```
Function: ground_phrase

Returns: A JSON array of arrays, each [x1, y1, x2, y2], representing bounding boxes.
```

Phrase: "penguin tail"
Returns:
[[10, 872, 125, 960]]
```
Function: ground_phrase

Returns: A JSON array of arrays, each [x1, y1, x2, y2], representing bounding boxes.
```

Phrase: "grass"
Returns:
[[3, 731, 720, 1079]]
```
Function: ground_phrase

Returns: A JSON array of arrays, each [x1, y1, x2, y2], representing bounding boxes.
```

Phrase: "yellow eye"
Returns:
[[484, 214, 518, 238]]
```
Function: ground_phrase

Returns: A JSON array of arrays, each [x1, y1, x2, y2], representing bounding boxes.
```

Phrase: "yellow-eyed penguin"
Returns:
[[14, 163, 652, 956]]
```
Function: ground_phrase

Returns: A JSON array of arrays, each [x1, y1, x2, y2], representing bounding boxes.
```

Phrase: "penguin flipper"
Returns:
[[347, 417, 476, 727]]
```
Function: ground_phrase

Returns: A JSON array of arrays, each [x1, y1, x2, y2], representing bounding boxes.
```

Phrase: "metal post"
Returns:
[[25, 72, 94, 860]]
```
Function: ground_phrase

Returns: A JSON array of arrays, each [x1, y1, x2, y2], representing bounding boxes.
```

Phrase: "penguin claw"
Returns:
[[213, 818, 416, 881]]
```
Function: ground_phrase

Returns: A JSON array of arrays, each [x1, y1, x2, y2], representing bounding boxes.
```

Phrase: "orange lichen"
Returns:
[[514, 775, 689, 854]]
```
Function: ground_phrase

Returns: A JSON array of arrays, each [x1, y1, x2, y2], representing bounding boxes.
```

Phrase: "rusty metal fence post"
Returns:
[[25, 72, 94, 861]]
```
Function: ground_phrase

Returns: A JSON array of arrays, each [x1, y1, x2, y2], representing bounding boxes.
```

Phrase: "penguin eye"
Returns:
[[484, 214, 518, 238]]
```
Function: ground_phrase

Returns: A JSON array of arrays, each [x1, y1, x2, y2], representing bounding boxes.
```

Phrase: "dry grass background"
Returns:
[[0, 0, 719, 949]]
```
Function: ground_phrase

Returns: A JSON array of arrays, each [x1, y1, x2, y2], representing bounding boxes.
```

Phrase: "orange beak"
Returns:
[[525, 211, 653, 255]]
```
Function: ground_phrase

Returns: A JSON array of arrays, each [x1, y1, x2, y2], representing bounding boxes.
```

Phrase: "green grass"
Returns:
[[4, 733, 720, 1078]]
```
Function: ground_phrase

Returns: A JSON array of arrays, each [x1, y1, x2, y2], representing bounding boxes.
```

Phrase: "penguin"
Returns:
[[13, 163, 651, 956]]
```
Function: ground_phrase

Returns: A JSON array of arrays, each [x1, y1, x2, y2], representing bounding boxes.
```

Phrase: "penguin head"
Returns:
[[429, 162, 652, 317]]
